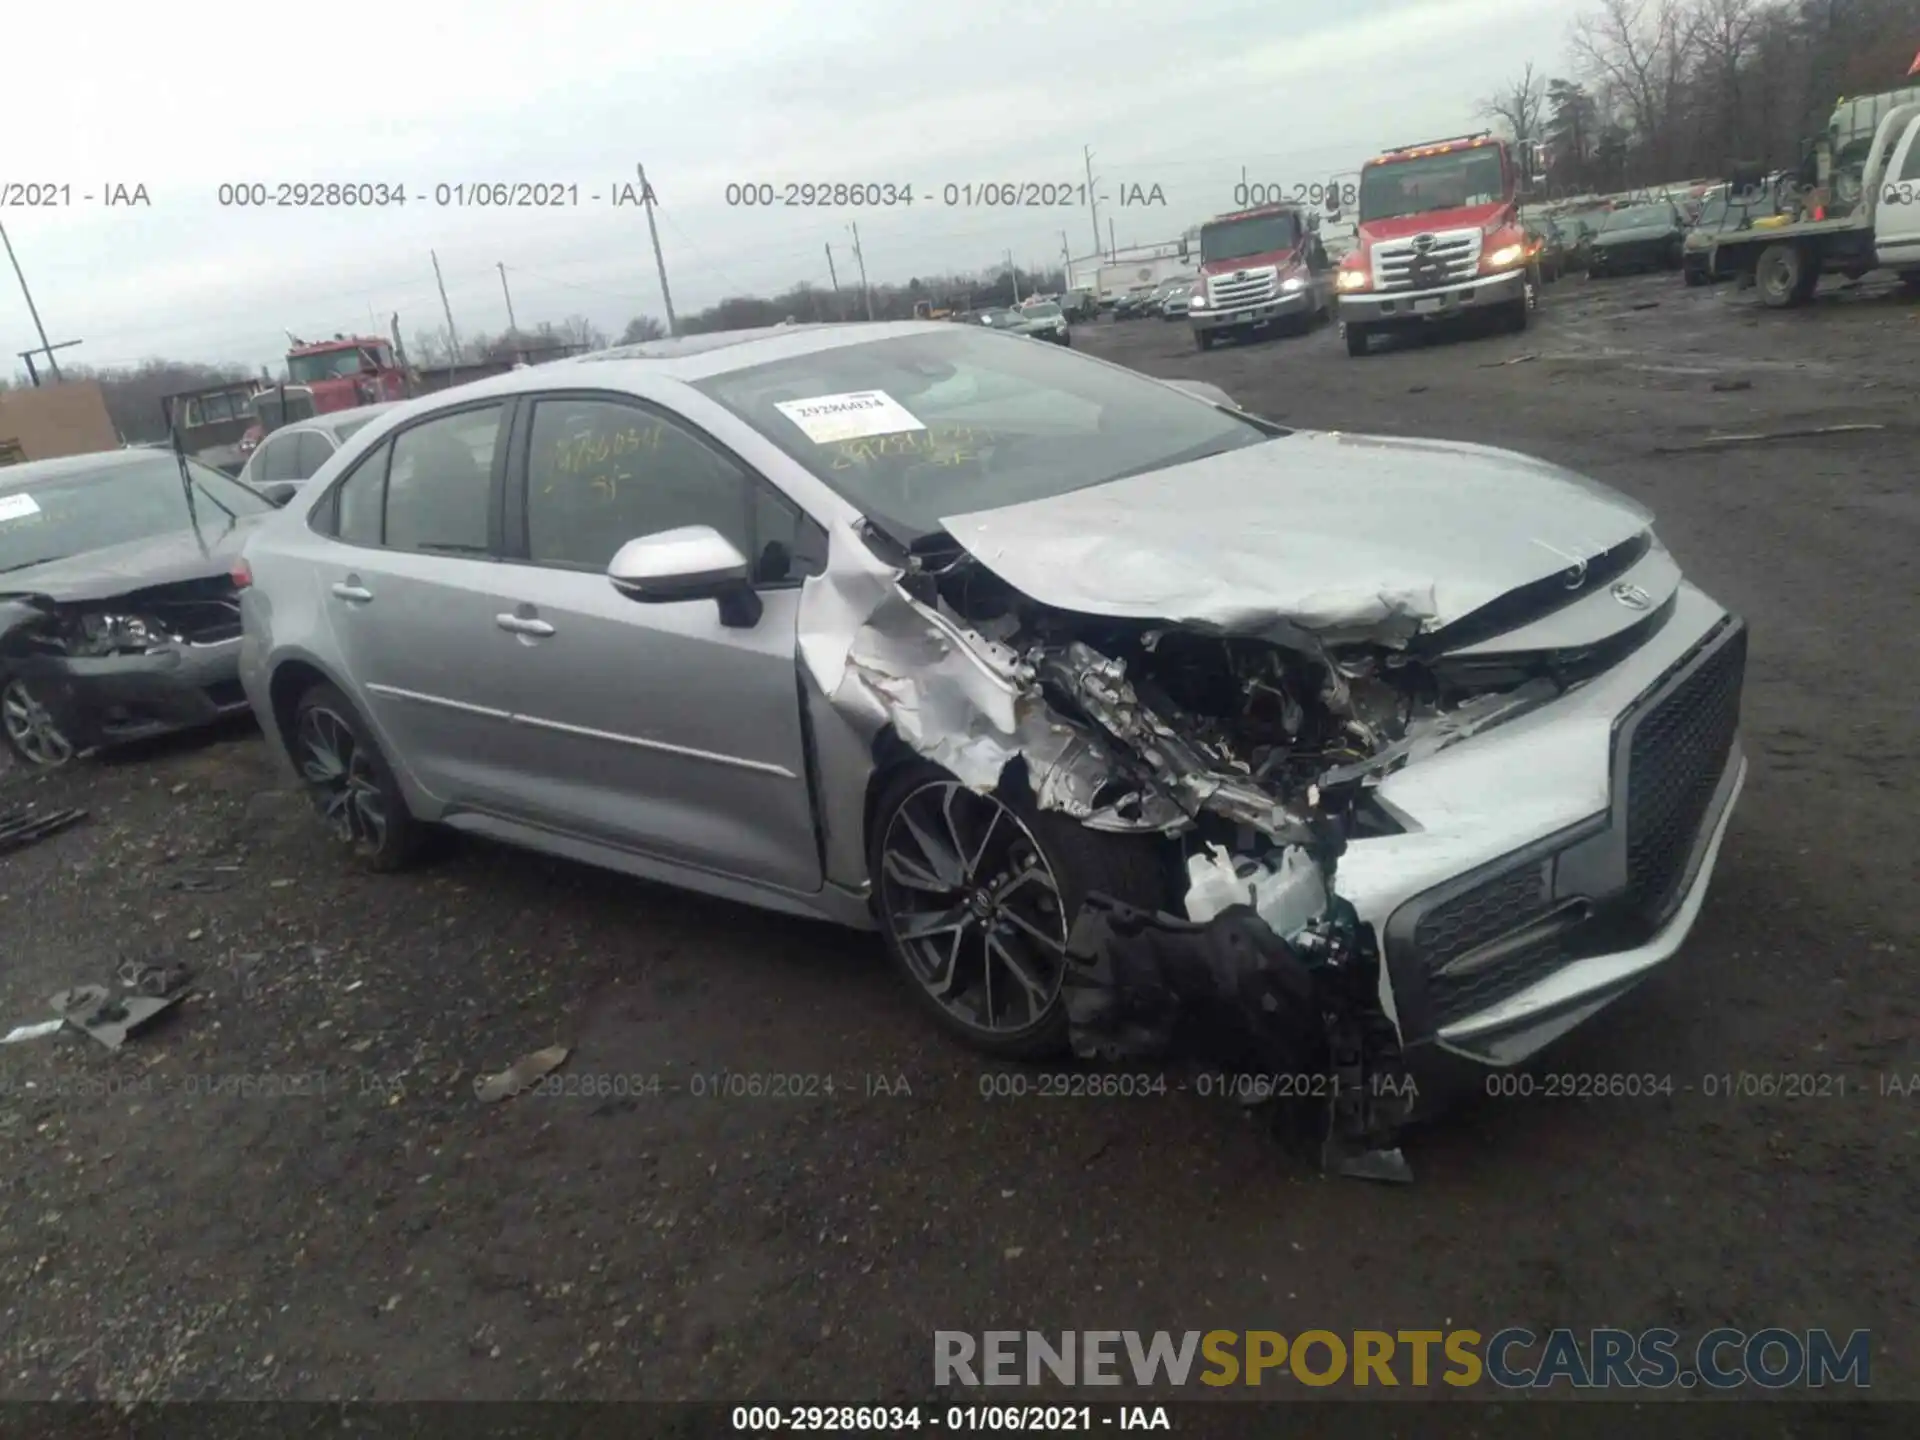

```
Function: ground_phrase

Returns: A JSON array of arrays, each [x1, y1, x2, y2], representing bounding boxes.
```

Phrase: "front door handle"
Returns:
[[331, 582, 374, 603], [495, 614, 555, 637]]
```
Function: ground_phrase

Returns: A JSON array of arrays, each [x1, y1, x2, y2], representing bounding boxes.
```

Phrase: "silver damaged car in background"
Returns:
[[237, 323, 1747, 1179]]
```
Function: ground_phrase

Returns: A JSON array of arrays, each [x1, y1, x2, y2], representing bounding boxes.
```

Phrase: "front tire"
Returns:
[[1344, 320, 1374, 357], [1194, 329, 1214, 351], [290, 681, 427, 872], [869, 763, 1168, 1060], [1, 676, 76, 771]]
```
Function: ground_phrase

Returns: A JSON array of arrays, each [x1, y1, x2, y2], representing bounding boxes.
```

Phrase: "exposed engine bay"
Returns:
[[837, 538, 1591, 1183]]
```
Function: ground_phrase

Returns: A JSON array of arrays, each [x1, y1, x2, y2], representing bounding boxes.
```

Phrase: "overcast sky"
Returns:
[[3, 0, 1575, 372]]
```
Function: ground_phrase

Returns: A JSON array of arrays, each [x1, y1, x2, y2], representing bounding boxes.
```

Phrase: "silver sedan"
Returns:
[[236, 322, 1746, 1152]]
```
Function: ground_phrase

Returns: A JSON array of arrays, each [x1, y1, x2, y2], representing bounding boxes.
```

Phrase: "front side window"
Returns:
[[333, 441, 390, 547], [695, 327, 1276, 542], [383, 404, 502, 555]]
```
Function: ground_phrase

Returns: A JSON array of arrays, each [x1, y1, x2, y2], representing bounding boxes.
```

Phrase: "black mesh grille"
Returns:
[[1625, 626, 1746, 924], [1415, 861, 1568, 1027]]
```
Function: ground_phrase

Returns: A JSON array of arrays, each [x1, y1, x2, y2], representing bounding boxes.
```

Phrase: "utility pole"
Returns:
[[430, 250, 461, 363], [1083, 146, 1102, 264], [498, 262, 519, 334], [2, 221, 66, 383], [1108, 216, 1117, 260], [638, 164, 679, 337], [848, 223, 874, 321], [1060, 231, 1073, 290], [1007, 249, 1020, 303], [824, 243, 840, 293]]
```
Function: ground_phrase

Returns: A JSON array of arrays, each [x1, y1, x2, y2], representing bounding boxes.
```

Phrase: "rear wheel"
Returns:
[[1756, 242, 1814, 307], [290, 681, 427, 872], [1, 676, 76, 770], [869, 763, 1168, 1060], [1899, 270, 1920, 296], [1344, 320, 1374, 357]]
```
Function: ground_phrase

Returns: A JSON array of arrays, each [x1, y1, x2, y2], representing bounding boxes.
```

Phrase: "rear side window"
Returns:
[[384, 405, 503, 555], [294, 431, 334, 478], [335, 440, 390, 547], [259, 434, 304, 483]]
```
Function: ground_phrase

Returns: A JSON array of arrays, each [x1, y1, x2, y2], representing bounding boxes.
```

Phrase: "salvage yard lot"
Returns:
[[1, 271, 1916, 1401]]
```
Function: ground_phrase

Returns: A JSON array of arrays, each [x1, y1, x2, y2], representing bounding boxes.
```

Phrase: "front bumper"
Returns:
[[31, 638, 249, 750], [1190, 288, 1311, 333], [1340, 588, 1748, 1072], [1337, 266, 1525, 325]]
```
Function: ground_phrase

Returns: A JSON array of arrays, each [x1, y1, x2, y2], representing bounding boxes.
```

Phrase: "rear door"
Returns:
[[312, 398, 532, 810], [1875, 117, 1920, 267], [486, 389, 828, 893]]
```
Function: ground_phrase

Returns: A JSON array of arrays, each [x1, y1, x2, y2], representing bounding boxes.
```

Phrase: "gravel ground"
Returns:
[[1, 269, 1915, 1405]]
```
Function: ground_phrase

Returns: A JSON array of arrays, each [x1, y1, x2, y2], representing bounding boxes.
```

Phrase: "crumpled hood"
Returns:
[[0, 517, 260, 605], [939, 431, 1652, 642]]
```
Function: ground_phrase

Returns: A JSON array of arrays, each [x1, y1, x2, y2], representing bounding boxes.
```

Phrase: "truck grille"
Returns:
[[1206, 267, 1278, 309], [1372, 229, 1481, 292], [1624, 625, 1746, 926]]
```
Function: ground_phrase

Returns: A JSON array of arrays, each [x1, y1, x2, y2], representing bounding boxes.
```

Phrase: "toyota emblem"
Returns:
[[1611, 583, 1653, 611]]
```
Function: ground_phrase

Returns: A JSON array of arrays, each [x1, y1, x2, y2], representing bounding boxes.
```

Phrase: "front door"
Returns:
[[1875, 118, 1920, 267], [488, 391, 826, 894]]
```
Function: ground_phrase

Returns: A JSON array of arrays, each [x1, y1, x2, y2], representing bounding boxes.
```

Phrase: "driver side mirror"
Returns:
[[608, 525, 763, 628]]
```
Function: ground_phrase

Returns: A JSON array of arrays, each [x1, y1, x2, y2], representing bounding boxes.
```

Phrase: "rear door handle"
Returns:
[[331, 583, 373, 603], [495, 614, 555, 637]]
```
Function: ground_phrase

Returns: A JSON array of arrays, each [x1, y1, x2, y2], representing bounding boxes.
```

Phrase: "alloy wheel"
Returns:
[[295, 703, 388, 852], [878, 781, 1070, 1037], [1, 679, 75, 768]]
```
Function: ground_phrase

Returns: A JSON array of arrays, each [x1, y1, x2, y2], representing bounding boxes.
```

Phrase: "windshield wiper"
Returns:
[[0, 555, 69, 574]]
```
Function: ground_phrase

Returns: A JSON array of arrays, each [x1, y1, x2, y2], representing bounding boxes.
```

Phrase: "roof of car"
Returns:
[[0, 447, 178, 491], [268, 401, 404, 439]]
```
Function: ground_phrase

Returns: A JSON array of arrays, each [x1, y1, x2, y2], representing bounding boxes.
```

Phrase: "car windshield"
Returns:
[[1025, 303, 1062, 319], [977, 309, 1019, 325], [1606, 205, 1673, 230], [1200, 212, 1300, 262], [694, 329, 1275, 541], [287, 348, 371, 383], [1696, 194, 1729, 228], [0, 455, 273, 573], [1358, 146, 1506, 221]]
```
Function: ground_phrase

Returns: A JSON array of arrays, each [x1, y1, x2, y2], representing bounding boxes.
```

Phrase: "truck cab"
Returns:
[[284, 336, 409, 416], [1186, 202, 1332, 349], [1334, 132, 1539, 357]]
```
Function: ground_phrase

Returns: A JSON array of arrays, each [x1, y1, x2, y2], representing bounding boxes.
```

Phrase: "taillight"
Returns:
[[230, 559, 253, 590]]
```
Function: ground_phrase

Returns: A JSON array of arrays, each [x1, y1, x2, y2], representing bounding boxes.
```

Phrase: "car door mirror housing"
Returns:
[[608, 525, 763, 628], [254, 480, 302, 507]]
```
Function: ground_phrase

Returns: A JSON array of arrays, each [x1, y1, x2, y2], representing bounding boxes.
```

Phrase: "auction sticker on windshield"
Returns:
[[775, 391, 926, 445], [0, 494, 42, 523]]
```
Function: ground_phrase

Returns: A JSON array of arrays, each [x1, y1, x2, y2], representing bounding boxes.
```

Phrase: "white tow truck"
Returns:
[[1709, 102, 1920, 306]]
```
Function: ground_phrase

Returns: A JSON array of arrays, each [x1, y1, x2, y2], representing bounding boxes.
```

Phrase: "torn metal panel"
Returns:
[[939, 430, 1650, 643]]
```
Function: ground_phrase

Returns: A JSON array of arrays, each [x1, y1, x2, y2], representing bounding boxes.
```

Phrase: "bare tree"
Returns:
[[1479, 61, 1550, 145], [1571, 0, 1698, 179], [618, 315, 667, 344], [1690, 0, 1763, 162]]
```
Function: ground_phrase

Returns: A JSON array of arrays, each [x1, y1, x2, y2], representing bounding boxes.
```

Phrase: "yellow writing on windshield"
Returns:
[[827, 425, 982, 470]]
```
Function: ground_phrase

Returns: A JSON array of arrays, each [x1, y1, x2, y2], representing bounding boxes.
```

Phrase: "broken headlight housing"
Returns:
[[68, 612, 171, 657]]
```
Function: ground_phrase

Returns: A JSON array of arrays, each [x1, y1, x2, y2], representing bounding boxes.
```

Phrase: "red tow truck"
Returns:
[[1185, 201, 1335, 350], [237, 334, 409, 459], [1333, 132, 1540, 357]]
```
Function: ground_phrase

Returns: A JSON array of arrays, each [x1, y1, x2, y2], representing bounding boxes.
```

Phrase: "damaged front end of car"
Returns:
[[811, 524, 1622, 1182], [0, 577, 251, 765]]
